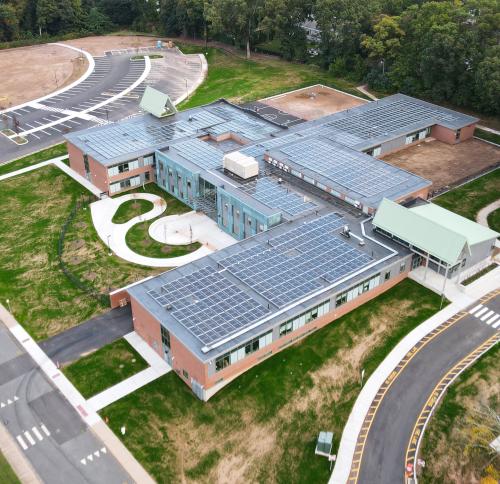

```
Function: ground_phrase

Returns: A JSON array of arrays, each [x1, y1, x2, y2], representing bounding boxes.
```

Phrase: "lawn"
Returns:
[[122, 184, 201, 258], [63, 338, 148, 399], [420, 344, 499, 483], [0, 451, 20, 484], [433, 169, 500, 223], [102, 279, 443, 483], [488, 208, 500, 233], [178, 45, 367, 110], [475, 128, 500, 145], [0, 166, 160, 340], [112, 198, 154, 224], [461, 264, 498, 286], [0, 143, 67, 176]]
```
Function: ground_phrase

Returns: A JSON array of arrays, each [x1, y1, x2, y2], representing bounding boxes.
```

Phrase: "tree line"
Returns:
[[0, 0, 498, 115]]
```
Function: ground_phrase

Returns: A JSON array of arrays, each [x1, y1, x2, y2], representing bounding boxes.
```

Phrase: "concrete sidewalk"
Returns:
[[329, 269, 500, 484], [87, 331, 171, 412], [0, 305, 155, 484], [477, 198, 500, 227]]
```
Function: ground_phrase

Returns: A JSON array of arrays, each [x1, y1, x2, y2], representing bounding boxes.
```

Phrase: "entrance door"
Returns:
[[412, 254, 423, 269]]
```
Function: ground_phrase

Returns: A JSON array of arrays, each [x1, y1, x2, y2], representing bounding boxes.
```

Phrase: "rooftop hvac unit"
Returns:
[[223, 151, 259, 179]]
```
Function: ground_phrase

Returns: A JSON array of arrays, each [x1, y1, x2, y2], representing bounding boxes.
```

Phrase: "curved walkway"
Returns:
[[476, 198, 500, 228], [90, 193, 213, 267]]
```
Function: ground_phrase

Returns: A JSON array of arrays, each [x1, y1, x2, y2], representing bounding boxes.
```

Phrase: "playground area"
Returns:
[[261, 84, 368, 120], [0, 43, 88, 108]]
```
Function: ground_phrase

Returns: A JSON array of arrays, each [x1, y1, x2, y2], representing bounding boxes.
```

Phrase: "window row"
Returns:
[[108, 159, 139, 177], [279, 300, 330, 337], [215, 330, 273, 372], [109, 175, 140, 193], [335, 274, 380, 307]]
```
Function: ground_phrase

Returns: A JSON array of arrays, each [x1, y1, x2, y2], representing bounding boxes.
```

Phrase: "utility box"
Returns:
[[315, 431, 333, 457], [223, 151, 259, 179]]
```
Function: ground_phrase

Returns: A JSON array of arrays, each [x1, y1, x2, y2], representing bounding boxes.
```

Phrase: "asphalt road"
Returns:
[[40, 305, 133, 366], [0, 324, 132, 484], [357, 294, 500, 483]]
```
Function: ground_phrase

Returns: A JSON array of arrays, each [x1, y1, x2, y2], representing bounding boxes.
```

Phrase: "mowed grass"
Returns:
[[0, 143, 67, 176], [0, 451, 20, 484], [63, 339, 148, 399], [487, 208, 500, 233], [420, 344, 499, 483], [475, 128, 500, 145], [433, 169, 500, 222], [0, 166, 160, 340], [111, 198, 154, 224], [179, 46, 365, 110], [123, 184, 201, 258], [102, 279, 443, 483]]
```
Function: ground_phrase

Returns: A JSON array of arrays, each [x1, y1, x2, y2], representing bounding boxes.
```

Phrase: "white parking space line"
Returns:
[[475, 307, 489, 318], [480, 310, 495, 321], [49, 126, 62, 133], [66, 119, 81, 125], [29, 133, 41, 139], [17, 108, 31, 113], [32, 427, 43, 441], [40, 424, 50, 436], [24, 431, 36, 446], [16, 435, 28, 450], [24, 123, 35, 128], [486, 314, 499, 325]]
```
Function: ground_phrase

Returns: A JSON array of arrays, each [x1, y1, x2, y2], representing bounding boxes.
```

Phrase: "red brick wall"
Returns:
[[130, 295, 163, 358], [431, 124, 476, 144], [67, 141, 109, 192], [170, 334, 207, 386]]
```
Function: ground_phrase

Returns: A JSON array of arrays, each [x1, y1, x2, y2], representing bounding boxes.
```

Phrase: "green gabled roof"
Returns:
[[373, 199, 468, 265], [139, 86, 177, 118], [410, 203, 498, 246]]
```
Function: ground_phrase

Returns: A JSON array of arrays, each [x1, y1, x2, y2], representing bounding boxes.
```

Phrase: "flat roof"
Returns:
[[128, 210, 400, 360]]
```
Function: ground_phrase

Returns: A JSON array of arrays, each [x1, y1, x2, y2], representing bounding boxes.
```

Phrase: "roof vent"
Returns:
[[358, 239, 365, 247], [340, 225, 351, 238], [166, 304, 172, 310]]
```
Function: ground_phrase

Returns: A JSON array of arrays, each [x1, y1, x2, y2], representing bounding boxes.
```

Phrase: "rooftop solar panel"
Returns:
[[238, 177, 317, 216], [218, 213, 373, 307], [147, 266, 269, 346], [172, 139, 224, 170]]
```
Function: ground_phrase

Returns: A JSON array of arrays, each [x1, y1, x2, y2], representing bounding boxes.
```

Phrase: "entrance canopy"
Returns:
[[140, 86, 177, 118]]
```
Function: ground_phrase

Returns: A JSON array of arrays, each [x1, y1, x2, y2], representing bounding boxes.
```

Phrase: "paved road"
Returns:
[[40, 306, 133, 366], [357, 294, 500, 483], [0, 323, 132, 483]]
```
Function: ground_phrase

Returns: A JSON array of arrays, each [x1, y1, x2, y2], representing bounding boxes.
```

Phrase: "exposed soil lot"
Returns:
[[382, 138, 500, 192], [261, 84, 367, 120], [0, 43, 87, 107], [60, 34, 162, 57]]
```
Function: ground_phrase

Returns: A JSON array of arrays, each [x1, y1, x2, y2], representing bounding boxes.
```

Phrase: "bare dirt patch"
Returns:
[[382, 138, 500, 192], [261, 84, 367, 120], [0, 44, 88, 107], [60, 35, 162, 57]]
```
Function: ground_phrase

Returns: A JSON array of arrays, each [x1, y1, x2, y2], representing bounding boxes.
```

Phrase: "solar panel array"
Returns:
[[172, 139, 224, 170], [279, 138, 409, 197], [219, 213, 373, 307], [241, 132, 306, 157], [238, 177, 317, 216], [147, 266, 269, 346], [310, 97, 461, 143]]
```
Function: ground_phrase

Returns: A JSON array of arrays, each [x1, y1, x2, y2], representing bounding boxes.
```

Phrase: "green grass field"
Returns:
[[487, 208, 500, 233], [0, 451, 20, 484], [420, 344, 499, 483], [112, 199, 154, 224], [0, 143, 67, 176], [102, 279, 443, 483], [475, 128, 500, 145], [433, 169, 500, 224], [179, 45, 366, 110], [63, 339, 148, 398]]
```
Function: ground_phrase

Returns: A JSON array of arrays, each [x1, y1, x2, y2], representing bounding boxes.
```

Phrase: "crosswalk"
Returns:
[[16, 424, 50, 451], [469, 304, 500, 329]]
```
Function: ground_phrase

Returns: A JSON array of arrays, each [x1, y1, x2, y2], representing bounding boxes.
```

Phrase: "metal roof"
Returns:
[[373, 199, 468, 265], [139, 86, 177, 118], [410, 203, 499, 246]]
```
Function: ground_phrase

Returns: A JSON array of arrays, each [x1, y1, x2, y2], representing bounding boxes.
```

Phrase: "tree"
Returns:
[[474, 46, 500, 114], [205, 0, 264, 58], [84, 7, 112, 34], [37, 0, 83, 35], [0, 4, 19, 42]]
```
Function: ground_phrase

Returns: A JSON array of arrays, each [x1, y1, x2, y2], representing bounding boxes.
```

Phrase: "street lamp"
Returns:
[[107, 234, 112, 256], [5, 299, 12, 313]]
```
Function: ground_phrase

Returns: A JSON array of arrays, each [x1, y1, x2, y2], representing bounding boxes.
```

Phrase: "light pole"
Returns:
[[6, 299, 12, 313], [107, 234, 112, 256], [360, 368, 365, 387]]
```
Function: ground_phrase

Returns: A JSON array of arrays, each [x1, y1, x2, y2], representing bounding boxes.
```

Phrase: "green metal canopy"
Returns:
[[139, 86, 177, 118], [372, 199, 469, 265]]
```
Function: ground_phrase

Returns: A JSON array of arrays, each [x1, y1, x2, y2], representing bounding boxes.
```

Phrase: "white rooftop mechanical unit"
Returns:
[[223, 151, 259, 179]]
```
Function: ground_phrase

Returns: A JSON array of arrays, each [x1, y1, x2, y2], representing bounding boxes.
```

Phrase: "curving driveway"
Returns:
[[90, 193, 213, 267]]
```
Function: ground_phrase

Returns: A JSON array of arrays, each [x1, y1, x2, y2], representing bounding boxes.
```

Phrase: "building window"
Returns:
[[335, 274, 381, 308], [384, 272, 391, 281], [83, 154, 90, 173], [215, 330, 273, 372], [279, 300, 330, 338], [161, 326, 171, 350], [455, 129, 461, 140], [143, 155, 154, 166], [182, 369, 189, 380], [400, 262, 406, 273]]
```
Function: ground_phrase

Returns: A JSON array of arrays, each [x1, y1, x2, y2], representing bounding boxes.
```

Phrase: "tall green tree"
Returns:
[[0, 4, 19, 41]]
